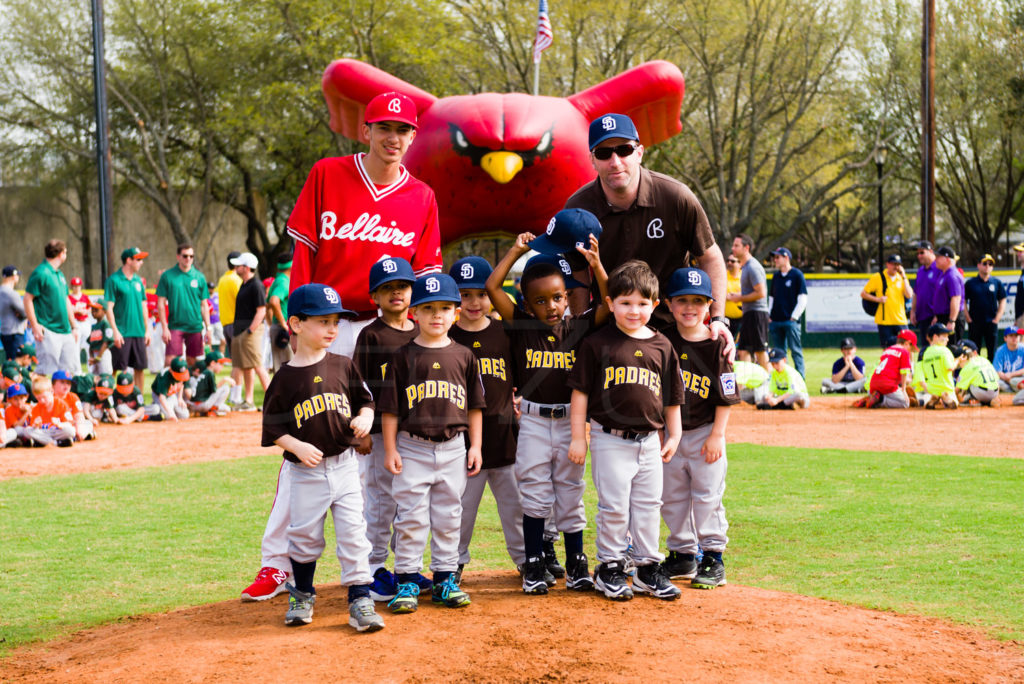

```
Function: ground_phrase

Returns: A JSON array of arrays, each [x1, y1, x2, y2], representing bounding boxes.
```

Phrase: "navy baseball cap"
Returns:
[[916, 240, 934, 251], [666, 268, 713, 299], [771, 247, 792, 259], [368, 257, 415, 292], [52, 370, 74, 383], [523, 254, 586, 290], [886, 254, 902, 264], [588, 113, 639, 150], [6, 383, 27, 399], [959, 339, 978, 353], [530, 208, 603, 257], [449, 257, 492, 290], [840, 337, 856, 349], [2, 265, 18, 278], [927, 323, 950, 338], [768, 348, 787, 363], [410, 274, 461, 306], [935, 246, 956, 259], [288, 283, 356, 319]]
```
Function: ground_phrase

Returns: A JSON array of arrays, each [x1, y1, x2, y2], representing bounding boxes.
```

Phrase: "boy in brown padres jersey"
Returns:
[[487, 229, 609, 595], [660, 268, 738, 589], [260, 283, 383, 632], [448, 257, 526, 580], [352, 257, 427, 602], [568, 260, 684, 601], [379, 274, 485, 614]]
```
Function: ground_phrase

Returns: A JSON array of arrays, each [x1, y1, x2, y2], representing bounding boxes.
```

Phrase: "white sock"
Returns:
[[230, 386, 242, 403]]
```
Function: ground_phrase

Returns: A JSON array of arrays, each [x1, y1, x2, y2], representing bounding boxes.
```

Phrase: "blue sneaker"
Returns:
[[411, 572, 433, 594], [431, 574, 471, 608], [387, 582, 419, 614], [369, 567, 397, 602]]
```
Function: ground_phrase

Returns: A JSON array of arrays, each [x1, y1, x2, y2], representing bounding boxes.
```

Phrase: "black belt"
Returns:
[[602, 426, 653, 442], [538, 405, 566, 419]]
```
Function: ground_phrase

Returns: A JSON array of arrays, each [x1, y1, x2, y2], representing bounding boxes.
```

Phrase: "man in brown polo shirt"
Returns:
[[563, 113, 733, 352]]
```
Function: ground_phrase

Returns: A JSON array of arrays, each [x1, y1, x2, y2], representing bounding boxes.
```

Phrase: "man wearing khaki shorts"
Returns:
[[229, 252, 270, 411]]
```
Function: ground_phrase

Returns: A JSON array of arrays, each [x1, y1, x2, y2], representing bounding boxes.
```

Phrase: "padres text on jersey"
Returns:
[[294, 392, 352, 428]]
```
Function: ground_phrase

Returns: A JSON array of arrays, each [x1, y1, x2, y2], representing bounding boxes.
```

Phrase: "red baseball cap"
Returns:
[[896, 329, 918, 349], [364, 91, 418, 129], [70, 276, 83, 286]]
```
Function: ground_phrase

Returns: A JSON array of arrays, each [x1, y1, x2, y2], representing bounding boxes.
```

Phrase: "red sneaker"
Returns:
[[864, 392, 883, 408], [241, 567, 289, 602]]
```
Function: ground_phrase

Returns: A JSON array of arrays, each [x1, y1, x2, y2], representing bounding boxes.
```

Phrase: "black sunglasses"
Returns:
[[592, 144, 638, 161]]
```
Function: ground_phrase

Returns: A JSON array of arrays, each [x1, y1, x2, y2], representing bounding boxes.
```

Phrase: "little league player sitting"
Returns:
[[992, 326, 1024, 397], [856, 329, 917, 408], [568, 261, 684, 601], [185, 350, 233, 416], [260, 283, 383, 632], [145, 357, 190, 421], [758, 348, 810, 409], [112, 372, 147, 424], [659, 267, 739, 590], [733, 360, 769, 405], [820, 337, 867, 394], [28, 376, 75, 447], [52, 370, 95, 441], [378, 274, 484, 614], [954, 340, 1001, 407], [920, 323, 959, 409]]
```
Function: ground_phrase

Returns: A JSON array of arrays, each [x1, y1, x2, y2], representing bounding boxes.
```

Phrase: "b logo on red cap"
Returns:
[[388, 97, 402, 113]]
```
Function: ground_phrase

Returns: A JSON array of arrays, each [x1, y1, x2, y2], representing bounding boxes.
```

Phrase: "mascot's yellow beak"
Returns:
[[480, 151, 524, 184]]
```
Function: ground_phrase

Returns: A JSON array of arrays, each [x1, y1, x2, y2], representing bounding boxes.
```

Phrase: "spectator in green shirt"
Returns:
[[266, 253, 293, 372], [104, 246, 151, 390], [23, 239, 79, 376], [156, 242, 211, 367]]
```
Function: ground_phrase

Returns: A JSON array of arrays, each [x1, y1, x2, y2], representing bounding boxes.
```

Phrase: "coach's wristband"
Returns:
[[711, 316, 729, 325]]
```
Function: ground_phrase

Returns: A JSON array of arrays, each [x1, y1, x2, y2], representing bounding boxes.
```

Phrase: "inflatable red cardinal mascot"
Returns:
[[322, 60, 685, 246]]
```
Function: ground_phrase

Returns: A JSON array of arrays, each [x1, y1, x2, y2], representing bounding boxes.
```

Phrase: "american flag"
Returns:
[[532, 0, 553, 64]]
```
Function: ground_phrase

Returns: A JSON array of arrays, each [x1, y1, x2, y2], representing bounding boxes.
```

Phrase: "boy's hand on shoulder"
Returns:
[[355, 434, 372, 455], [466, 446, 482, 476], [293, 441, 324, 467], [701, 434, 725, 464], [385, 449, 402, 475], [568, 437, 588, 465]]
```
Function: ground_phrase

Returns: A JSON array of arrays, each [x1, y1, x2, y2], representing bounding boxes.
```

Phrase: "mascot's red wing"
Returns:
[[322, 59, 436, 143], [568, 60, 685, 147]]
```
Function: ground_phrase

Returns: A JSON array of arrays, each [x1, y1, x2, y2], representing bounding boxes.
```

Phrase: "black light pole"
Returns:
[[91, 0, 114, 281], [875, 145, 887, 271]]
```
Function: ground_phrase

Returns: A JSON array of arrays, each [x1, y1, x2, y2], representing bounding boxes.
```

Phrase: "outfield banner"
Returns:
[[795, 272, 1020, 334]]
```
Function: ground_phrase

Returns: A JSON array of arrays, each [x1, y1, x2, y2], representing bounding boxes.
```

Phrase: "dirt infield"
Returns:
[[2, 398, 1023, 681]]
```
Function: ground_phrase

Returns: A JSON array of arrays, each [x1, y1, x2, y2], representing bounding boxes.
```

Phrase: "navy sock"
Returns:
[[396, 573, 419, 584], [432, 570, 452, 584], [523, 515, 546, 558], [290, 558, 316, 594], [563, 530, 583, 557], [348, 584, 371, 603], [704, 550, 723, 562]]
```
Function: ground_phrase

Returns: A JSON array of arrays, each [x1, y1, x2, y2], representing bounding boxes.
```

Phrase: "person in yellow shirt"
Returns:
[[724, 254, 743, 337], [216, 251, 244, 405], [861, 254, 914, 348]]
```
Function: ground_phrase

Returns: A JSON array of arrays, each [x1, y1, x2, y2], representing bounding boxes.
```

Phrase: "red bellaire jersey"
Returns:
[[286, 154, 442, 314], [871, 344, 912, 394]]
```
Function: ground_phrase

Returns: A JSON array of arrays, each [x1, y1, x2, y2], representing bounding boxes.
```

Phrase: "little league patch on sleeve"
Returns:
[[721, 372, 737, 396]]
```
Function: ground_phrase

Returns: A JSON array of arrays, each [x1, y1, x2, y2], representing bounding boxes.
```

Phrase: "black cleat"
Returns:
[[521, 556, 549, 595], [661, 551, 698, 580], [692, 555, 727, 590], [565, 552, 594, 591], [542, 540, 565, 578]]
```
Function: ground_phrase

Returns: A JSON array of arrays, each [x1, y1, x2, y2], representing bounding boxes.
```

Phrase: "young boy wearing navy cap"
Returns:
[[261, 283, 383, 632], [352, 257, 429, 602], [447, 256, 526, 581], [378, 274, 484, 614], [659, 267, 739, 589], [486, 227, 609, 596]]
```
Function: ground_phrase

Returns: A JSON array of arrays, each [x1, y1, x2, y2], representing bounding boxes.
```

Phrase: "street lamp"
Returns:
[[875, 144, 888, 272]]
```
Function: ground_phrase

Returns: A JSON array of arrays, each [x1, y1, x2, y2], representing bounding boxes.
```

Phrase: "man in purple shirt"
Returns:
[[910, 240, 939, 354], [930, 245, 965, 345]]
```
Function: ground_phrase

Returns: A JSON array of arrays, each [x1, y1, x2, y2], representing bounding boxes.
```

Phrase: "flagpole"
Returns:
[[531, 0, 552, 97], [533, 57, 541, 96]]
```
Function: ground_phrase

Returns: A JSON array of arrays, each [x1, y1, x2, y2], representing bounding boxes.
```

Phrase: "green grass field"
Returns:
[[2, 442, 1021, 655]]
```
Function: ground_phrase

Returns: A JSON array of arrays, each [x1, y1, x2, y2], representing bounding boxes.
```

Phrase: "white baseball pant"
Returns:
[[739, 385, 769, 405], [89, 349, 113, 376], [285, 450, 372, 587], [145, 394, 189, 420], [392, 432, 467, 574], [187, 385, 231, 414], [514, 408, 586, 533], [821, 378, 866, 393], [589, 422, 665, 566], [1, 427, 17, 447], [880, 388, 911, 408], [364, 436, 398, 570], [458, 463, 526, 566], [662, 422, 729, 555]]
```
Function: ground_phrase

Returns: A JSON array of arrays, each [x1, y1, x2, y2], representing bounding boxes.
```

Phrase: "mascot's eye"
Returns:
[[454, 129, 468, 149], [536, 130, 551, 153]]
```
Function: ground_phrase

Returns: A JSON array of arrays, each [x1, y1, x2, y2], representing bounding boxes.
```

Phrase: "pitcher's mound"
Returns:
[[3, 572, 1021, 682]]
